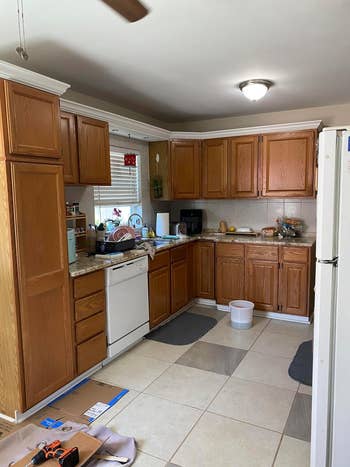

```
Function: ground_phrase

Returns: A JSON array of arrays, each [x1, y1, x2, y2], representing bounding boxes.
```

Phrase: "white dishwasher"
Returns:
[[105, 256, 149, 358]]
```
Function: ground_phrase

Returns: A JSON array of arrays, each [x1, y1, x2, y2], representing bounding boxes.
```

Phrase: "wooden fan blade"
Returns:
[[101, 0, 149, 22]]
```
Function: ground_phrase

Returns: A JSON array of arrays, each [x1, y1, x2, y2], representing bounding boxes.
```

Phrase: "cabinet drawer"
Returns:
[[75, 291, 105, 322], [246, 245, 279, 261], [171, 244, 188, 263], [75, 311, 105, 344], [216, 243, 244, 258], [149, 250, 170, 272], [76, 332, 106, 374], [281, 246, 309, 264], [74, 270, 105, 299]]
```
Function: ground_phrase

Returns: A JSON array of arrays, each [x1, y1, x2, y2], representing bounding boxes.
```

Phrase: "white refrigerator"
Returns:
[[312, 128, 350, 467]]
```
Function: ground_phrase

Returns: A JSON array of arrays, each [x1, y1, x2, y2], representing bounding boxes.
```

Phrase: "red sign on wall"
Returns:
[[124, 153, 137, 167]]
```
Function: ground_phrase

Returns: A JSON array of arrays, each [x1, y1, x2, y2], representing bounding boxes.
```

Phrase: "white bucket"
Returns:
[[229, 300, 254, 330]]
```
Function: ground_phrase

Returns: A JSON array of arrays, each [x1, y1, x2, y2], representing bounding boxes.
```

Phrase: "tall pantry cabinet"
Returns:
[[0, 80, 74, 417]]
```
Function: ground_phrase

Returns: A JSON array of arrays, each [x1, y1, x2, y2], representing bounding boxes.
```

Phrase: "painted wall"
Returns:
[[169, 198, 317, 234], [168, 102, 350, 132]]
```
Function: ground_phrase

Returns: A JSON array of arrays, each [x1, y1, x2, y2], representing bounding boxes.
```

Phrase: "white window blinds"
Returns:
[[94, 150, 141, 206]]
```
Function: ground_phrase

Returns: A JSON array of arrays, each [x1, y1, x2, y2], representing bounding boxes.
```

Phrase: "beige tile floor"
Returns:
[[92, 305, 313, 466]]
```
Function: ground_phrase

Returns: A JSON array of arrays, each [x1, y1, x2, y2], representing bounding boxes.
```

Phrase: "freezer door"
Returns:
[[331, 131, 350, 467], [311, 262, 337, 467], [316, 130, 340, 261]]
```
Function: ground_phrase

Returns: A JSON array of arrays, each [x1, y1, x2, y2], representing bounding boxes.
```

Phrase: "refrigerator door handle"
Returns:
[[317, 257, 338, 267]]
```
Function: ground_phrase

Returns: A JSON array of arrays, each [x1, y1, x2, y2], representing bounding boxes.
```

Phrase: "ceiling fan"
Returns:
[[101, 0, 149, 22]]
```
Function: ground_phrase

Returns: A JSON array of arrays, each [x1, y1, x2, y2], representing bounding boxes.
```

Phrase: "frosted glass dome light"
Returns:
[[239, 79, 273, 101]]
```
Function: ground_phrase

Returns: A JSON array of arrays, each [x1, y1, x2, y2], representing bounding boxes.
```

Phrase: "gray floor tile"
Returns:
[[284, 393, 312, 442], [176, 341, 247, 376], [189, 304, 226, 322]]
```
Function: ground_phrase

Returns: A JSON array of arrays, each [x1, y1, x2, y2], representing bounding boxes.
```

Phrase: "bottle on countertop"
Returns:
[[87, 224, 97, 255], [141, 224, 149, 238]]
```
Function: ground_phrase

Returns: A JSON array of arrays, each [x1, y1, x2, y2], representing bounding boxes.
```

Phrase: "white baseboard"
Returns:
[[1, 363, 103, 424], [216, 303, 311, 324], [195, 298, 217, 307]]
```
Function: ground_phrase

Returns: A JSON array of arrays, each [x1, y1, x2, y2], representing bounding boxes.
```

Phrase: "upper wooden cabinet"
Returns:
[[149, 141, 171, 200], [77, 115, 111, 185], [1, 80, 61, 160], [171, 140, 201, 199], [61, 112, 79, 184], [230, 135, 259, 198], [202, 138, 229, 198], [61, 113, 111, 186], [262, 130, 316, 197]]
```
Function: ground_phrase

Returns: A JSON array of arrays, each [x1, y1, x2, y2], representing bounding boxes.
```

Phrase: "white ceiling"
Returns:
[[1, 0, 350, 123]]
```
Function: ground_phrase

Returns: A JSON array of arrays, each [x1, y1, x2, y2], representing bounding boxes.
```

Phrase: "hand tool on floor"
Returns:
[[93, 454, 129, 463], [25, 440, 79, 467]]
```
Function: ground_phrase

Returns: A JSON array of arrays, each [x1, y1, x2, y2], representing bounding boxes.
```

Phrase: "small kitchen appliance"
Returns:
[[180, 209, 203, 235], [156, 212, 170, 237]]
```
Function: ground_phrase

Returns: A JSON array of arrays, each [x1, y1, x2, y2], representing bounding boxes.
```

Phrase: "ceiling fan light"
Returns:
[[239, 79, 273, 101]]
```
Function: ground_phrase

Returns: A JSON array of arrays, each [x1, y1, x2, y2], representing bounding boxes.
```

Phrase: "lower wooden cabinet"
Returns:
[[216, 244, 244, 305], [245, 259, 279, 312], [280, 246, 310, 316], [149, 264, 171, 328], [171, 245, 189, 314], [194, 241, 215, 299], [72, 270, 107, 375]]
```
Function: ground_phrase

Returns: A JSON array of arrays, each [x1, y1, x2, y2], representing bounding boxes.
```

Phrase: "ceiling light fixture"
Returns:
[[239, 79, 273, 101]]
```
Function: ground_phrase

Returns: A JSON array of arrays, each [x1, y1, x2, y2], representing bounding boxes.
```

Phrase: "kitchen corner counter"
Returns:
[[69, 233, 316, 277], [69, 249, 148, 277]]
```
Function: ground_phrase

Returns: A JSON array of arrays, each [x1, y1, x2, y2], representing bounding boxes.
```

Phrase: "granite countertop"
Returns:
[[69, 233, 316, 278]]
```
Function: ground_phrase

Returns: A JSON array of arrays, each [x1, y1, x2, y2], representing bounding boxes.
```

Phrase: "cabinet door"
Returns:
[[202, 138, 228, 198], [245, 259, 278, 312], [230, 135, 259, 198], [262, 130, 316, 197], [280, 262, 308, 316], [194, 241, 215, 299], [77, 115, 111, 185], [171, 259, 188, 314], [149, 266, 171, 328], [61, 112, 79, 184], [4, 81, 61, 158], [171, 140, 200, 199], [11, 162, 74, 408], [216, 256, 244, 305]]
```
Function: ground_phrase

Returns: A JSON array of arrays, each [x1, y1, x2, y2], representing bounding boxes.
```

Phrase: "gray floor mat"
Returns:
[[147, 312, 217, 345]]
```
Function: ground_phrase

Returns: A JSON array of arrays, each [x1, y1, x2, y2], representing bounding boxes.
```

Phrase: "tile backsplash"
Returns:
[[169, 199, 317, 234]]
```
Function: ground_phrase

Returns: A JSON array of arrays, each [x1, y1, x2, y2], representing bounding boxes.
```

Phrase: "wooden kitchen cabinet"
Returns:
[[148, 251, 171, 328], [149, 141, 172, 200], [202, 138, 229, 198], [216, 243, 245, 305], [61, 111, 79, 184], [230, 135, 259, 198], [72, 270, 107, 375], [245, 246, 279, 312], [194, 241, 215, 299], [280, 246, 309, 316], [10, 162, 74, 408], [171, 140, 201, 199], [261, 130, 316, 197], [0, 80, 61, 160], [171, 245, 189, 313], [76, 115, 111, 185]]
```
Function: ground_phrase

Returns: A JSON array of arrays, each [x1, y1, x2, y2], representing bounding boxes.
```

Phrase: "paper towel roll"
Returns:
[[156, 212, 170, 237]]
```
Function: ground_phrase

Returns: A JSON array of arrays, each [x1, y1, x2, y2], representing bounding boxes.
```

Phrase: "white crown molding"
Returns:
[[0, 60, 70, 95], [61, 97, 323, 142], [60, 98, 171, 141], [171, 120, 323, 140]]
